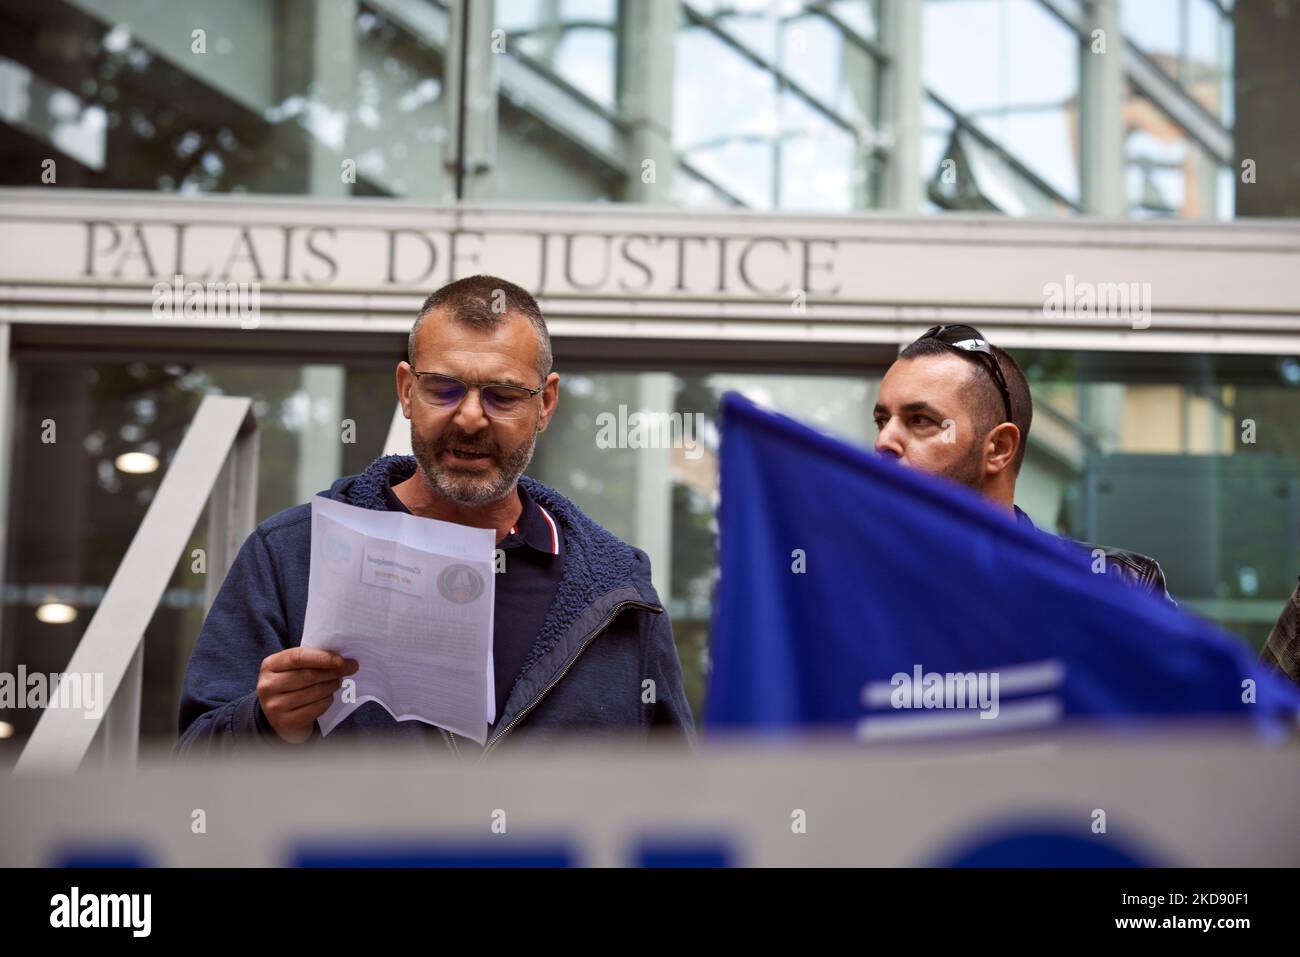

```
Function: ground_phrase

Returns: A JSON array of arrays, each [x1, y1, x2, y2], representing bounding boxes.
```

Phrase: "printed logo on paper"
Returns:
[[437, 564, 485, 604]]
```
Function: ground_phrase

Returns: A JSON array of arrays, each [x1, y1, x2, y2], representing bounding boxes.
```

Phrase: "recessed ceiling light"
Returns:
[[115, 451, 159, 474], [36, 602, 77, 625]]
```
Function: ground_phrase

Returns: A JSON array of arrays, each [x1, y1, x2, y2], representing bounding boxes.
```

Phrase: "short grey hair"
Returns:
[[409, 274, 552, 385]]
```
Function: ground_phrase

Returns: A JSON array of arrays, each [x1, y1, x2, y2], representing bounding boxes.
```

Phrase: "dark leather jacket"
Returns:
[[1261, 578, 1300, 685], [1014, 506, 1176, 606]]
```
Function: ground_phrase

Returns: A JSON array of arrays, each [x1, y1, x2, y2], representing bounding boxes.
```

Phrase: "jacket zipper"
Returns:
[[479, 599, 662, 759], [439, 727, 461, 756]]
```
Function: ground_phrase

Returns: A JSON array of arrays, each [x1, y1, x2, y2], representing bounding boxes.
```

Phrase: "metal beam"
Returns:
[[1039, 0, 1233, 165], [879, 0, 922, 212], [619, 0, 678, 203], [446, 0, 500, 200], [1080, 0, 1127, 216]]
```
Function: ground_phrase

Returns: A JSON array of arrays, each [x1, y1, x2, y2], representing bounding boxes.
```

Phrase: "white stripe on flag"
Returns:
[[854, 696, 1063, 742], [996, 659, 1066, 695]]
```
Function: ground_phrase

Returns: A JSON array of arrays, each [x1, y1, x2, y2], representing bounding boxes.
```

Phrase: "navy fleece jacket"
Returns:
[[176, 455, 695, 756]]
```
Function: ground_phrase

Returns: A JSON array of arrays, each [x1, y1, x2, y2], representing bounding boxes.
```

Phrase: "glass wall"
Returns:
[[497, 0, 620, 109], [1014, 351, 1299, 650], [674, 0, 884, 210], [922, 0, 1081, 212], [0, 0, 1272, 219], [0, 0, 453, 198], [6, 347, 1298, 749], [1121, 0, 1234, 123]]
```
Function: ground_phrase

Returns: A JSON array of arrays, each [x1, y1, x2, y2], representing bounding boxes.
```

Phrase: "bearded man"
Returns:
[[178, 275, 693, 756], [872, 324, 1175, 603]]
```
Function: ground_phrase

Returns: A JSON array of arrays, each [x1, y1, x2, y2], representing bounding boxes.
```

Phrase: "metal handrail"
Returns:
[[14, 395, 259, 774]]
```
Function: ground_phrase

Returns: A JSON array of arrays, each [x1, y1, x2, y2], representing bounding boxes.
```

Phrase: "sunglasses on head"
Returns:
[[918, 324, 1014, 424]]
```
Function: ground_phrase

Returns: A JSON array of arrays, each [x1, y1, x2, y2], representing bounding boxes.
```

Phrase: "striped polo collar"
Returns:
[[508, 480, 562, 556]]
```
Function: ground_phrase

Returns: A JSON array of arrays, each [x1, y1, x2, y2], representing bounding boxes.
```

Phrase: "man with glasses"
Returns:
[[873, 324, 1175, 604], [178, 275, 694, 755]]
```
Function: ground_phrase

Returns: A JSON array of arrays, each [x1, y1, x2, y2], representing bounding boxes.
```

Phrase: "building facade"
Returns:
[[0, 0, 1297, 749]]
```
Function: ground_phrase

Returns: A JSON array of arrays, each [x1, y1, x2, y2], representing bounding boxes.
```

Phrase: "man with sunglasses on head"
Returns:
[[872, 324, 1175, 604], [178, 275, 694, 755]]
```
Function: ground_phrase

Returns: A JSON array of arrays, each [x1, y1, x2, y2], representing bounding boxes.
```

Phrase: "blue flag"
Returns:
[[706, 392, 1300, 740]]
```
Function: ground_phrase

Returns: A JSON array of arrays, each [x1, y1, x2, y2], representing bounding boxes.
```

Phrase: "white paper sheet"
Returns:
[[302, 495, 497, 744]]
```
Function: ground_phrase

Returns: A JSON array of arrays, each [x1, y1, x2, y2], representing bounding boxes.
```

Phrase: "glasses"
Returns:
[[918, 324, 1014, 424], [409, 370, 543, 420]]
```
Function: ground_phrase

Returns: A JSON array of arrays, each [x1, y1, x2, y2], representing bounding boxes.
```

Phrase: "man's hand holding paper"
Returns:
[[300, 496, 497, 744]]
